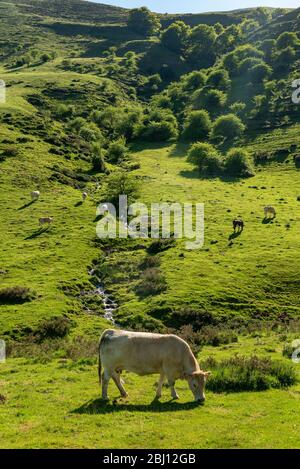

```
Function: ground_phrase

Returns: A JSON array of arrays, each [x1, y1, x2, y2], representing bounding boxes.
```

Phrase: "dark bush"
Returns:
[[135, 268, 167, 296], [147, 238, 175, 254], [139, 255, 161, 269], [294, 155, 300, 168], [35, 316, 72, 342], [4, 146, 19, 157], [199, 326, 238, 346], [169, 308, 215, 330], [0, 286, 35, 304]]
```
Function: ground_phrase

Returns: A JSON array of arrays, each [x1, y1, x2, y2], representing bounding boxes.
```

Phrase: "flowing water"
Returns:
[[88, 269, 117, 324]]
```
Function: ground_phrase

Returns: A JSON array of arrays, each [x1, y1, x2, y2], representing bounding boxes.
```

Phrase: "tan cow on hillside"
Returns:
[[98, 329, 210, 403]]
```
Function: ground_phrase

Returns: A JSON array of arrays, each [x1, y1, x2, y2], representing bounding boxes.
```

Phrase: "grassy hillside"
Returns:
[[0, 0, 300, 449]]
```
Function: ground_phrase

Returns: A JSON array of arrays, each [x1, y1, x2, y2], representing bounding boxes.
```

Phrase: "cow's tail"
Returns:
[[98, 351, 102, 385]]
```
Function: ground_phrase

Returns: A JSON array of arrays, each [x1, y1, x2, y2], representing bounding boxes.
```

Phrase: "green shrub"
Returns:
[[139, 255, 161, 269], [135, 268, 167, 296], [106, 139, 128, 164], [147, 238, 175, 254], [3, 146, 19, 157], [169, 308, 215, 330], [135, 120, 178, 142], [249, 63, 272, 83], [207, 69, 231, 91], [127, 6, 161, 36], [276, 32, 299, 50], [182, 110, 212, 142], [211, 114, 245, 141], [225, 148, 255, 178], [134, 108, 178, 142], [160, 21, 190, 54], [193, 88, 227, 113], [0, 286, 36, 304], [199, 326, 238, 346], [203, 356, 297, 392], [79, 123, 103, 142], [91, 144, 106, 172], [105, 170, 139, 207], [35, 316, 72, 342], [183, 71, 206, 91], [187, 142, 223, 176]]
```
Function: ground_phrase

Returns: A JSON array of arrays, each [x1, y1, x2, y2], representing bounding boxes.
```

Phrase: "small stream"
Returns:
[[88, 269, 118, 324]]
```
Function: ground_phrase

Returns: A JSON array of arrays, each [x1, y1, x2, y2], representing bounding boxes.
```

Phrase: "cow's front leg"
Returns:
[[168, 379, 179, 400], [112, 371, 128, 398], [101, 369, 111, 400], [156, 373, 165, 398]]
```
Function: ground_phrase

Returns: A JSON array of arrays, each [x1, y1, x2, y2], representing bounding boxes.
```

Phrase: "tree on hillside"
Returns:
[[276, 32, 299, 50], [182, 71, 206, 91], [253, 7, 272, 24], [134, 108, 178, 142], [207, 69, 231, 91], [222, 45, 264, 76], [182, 110, 212, 142], [274, 46, 296, 71], [127, 7, 161, 36], [187, 24, 217, 68], [249, 63, 272, 84], [215, 24, 243, 54], [260, 39, 276, 63], [187, 142, 223, 176], [160, 21, 190, 54], [193, 88, 227, 115], [211, 114, 245, 142], [225, 148, 254, 178]]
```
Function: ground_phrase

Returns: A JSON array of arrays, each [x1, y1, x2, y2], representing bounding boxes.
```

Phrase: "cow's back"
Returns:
[[99, 329, 191, 376]]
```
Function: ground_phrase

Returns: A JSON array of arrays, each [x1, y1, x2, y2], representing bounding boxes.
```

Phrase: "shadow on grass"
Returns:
[[17, 200, 35, 210], [25, 226, 51, 239], [74, 201, 83, 207], [262, 217, 275, 224], [72, 397, 201, 415], [228, 230, 243, 241]]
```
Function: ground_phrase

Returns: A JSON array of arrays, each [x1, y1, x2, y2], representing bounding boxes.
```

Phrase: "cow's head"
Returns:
[[186, 370, 211, 402]]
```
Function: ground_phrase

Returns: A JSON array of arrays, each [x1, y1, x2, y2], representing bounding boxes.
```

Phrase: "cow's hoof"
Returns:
[[172, 395, 179, 400], [155, 394, 161, 399], [121, 393, 128, 398], [102, 396, 109, 402]]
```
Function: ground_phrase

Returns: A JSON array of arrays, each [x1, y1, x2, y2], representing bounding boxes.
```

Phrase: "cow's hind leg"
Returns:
[[156, 373, 165, 398], [112, 371, 128, 398], [101, 369, 111, 400]]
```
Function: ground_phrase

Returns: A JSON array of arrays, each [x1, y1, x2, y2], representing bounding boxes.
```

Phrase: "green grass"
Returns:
[[1, 334, 300, 449], [0, 0, 300, 449], [103, 136, 300, 326]]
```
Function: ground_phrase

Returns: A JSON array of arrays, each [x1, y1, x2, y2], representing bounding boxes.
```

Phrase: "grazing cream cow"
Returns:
[[31, 191, 40, 201], [99, 329, 210, 403], [82, 191, 88, 201], [39, 217, 53, 226], [264, 205, 276, 218]]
